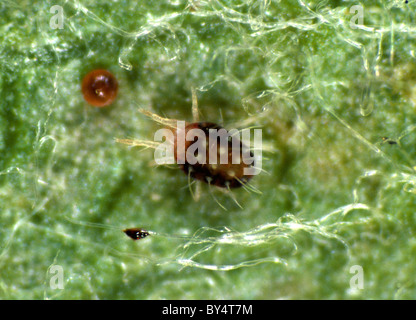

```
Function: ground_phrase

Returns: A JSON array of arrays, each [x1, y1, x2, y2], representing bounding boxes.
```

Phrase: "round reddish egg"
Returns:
[[81, 69, 118, 107]]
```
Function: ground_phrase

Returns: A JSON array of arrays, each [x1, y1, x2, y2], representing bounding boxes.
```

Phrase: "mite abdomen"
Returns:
[[174, 122, 254, 188]]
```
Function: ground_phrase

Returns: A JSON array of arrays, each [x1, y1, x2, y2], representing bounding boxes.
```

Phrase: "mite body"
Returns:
[[117, 88, 261, 205]]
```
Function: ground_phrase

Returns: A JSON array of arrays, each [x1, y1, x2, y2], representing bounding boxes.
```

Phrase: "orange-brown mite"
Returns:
[[81, 69, 118, 107], [175, 122, 254, 188], [116, 88, 260, 204]]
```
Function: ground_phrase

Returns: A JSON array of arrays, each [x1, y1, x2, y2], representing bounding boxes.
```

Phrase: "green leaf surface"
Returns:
[[1, 0, 416, 299]]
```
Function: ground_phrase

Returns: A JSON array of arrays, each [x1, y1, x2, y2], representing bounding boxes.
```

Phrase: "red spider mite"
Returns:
[[116, 88, 259, 203], [176, 121, 254, 188], [123, 228, 150, 240], [81, 69, 118, 107]]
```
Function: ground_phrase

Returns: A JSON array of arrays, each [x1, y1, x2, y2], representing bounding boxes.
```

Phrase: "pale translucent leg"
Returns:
[[191, 87, 199, 123], [138, 108, 178, 129], [115, 138, 160, 149]]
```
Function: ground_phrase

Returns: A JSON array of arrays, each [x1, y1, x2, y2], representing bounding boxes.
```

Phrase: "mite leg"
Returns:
[[191, 87, 200, 123], [115, 138, 160, 149]]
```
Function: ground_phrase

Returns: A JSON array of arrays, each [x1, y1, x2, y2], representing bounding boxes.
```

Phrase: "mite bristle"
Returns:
[[207, 178, 227, 211], [226, 184, 243, 209], [191, 87, 200, 123], [188, 167, 197, 201]]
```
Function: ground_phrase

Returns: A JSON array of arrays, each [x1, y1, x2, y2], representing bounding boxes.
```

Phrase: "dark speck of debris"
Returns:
[[381, 137, 398, 145], [123, 228, 150, 240]]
